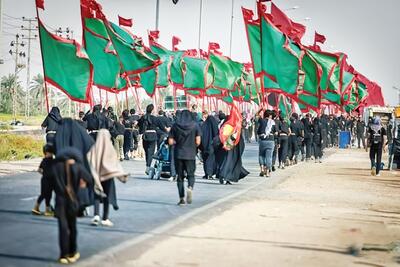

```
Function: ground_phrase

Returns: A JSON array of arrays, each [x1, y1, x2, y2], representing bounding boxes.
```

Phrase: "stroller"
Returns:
[[148, 138, 172, 180]]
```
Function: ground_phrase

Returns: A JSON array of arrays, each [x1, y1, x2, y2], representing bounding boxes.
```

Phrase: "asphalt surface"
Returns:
[[0, 142, 266, 267]]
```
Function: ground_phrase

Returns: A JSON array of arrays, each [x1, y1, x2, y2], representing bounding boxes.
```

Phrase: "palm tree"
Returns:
[[29, 74, 46, 115], [0, 74, 25, 116]]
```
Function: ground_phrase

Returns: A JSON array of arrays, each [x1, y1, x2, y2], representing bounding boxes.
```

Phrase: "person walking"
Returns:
[[288, 113, 303, 165], [41, 107, 62, 144], [139, 104, 159, 174], [302, 114, 313, 161], [87, 129, 128, 227], [278, 116, 290, 169], [168, 110, 201, 205], [367, 117, 387, 176], [312, 117, 323, 163], [257, 110, 276, 177], [356, 117, 366, 149], [52, 147, 93, 264], [110, 116, 125, 161]]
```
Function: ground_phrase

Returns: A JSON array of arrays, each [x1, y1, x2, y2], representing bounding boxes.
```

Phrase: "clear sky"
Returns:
[[1, 0, 399, 105]]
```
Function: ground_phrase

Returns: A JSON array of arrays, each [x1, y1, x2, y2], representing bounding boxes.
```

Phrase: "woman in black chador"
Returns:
[[52, 147, 93, 264], [214, 117, 249, 185], [200, 112, 219, 179], [41, 106, 62, 144]]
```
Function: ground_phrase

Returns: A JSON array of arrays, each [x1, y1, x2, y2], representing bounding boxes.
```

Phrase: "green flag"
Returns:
[[183, 57, 209, 90], [150, 43, 171, 87], [209, 53, 243, 91], [105, 21, 160, 75], [38, 20, 93, 102], [83, 18, 126, 92], [261, 15, 300, 95]]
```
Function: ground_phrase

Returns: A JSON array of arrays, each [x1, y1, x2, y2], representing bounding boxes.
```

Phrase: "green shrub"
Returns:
[[0, 134, 44, 161]]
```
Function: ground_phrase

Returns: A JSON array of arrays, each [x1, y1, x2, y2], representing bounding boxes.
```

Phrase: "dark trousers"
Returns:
[[123, 130, 133, 156], [357, 134, 366, 148], [131, 130, 139, 152], [175, 159, 196, 198], [370, 144, 383, 174], [57, 203, 77, 258], [330, 132, 338, 146], [321, 129, 328, 149], [288, 135, 299, 160], [143, 140, 157, 167], [278, 136, 289, 164], [37, 177, 52, 207], [313, 143, 323, 158], [304, 137, 312, 159], [94, 179, 112, 220]]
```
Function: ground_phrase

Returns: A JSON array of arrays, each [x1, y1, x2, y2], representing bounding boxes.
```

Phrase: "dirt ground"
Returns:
[[119, 148, 400, 267]]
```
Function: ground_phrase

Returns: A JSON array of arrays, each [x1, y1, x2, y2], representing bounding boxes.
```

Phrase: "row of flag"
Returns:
[[35, 0, 259, 110], [35, 0, 384, 117], [242, 1, 385, 115]]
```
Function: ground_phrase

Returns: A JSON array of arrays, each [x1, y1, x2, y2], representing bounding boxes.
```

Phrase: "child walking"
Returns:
[[32, 144, 55, 216]]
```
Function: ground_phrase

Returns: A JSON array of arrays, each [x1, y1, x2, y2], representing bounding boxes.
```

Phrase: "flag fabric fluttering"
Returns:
[[38, 19, 93, 102], [270, 2, 306, 43], [219, 104, 242, 151], [36, 0, 45, 10], [172, 36, 181, 51], [118, 15, 133, 27], [314, 31, 326, 44]]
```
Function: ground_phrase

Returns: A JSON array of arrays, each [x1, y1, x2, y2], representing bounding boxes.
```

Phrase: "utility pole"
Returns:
[[9, 34, 26, 121], [21, 17, 38, 118], [55, 27, 74, 116]]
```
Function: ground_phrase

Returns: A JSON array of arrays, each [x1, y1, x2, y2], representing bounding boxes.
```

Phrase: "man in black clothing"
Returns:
[[122, 109, 134, 160], [129, 109, 140, 154], [301, 114, 313, 161], [320, 114, 329, 149], [169, 110, 201, 205], [156, 109, 172, 149], [329, 116, 339, 147], [356, 117, 366, 149], [289, 113, 303, 164], [83, 104, 108, 141], [75, 111, 87, 129], [107, 107, 118, 122]]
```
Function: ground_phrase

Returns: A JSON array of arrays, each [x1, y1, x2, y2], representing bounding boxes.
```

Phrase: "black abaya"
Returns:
[[200, 116, 219, 177]]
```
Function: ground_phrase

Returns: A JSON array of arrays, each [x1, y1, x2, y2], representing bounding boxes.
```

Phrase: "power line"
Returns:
[[3, 21, 21, 28], [3, 13, 23, 20]]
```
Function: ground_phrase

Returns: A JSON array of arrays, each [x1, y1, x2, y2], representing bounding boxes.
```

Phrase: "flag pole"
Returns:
[[35, 6, 50, 113]]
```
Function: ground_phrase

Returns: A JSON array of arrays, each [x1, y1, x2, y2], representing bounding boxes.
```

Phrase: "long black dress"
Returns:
[[200, 115, 219, 178], [214, 134, 249, 183]]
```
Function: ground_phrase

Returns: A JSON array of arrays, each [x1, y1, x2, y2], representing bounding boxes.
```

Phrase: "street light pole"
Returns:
[[155, 0, 160, 30], [198, 0, 203, 52]]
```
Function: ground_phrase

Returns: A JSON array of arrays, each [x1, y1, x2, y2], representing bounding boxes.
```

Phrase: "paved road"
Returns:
[[0, 143, 268, 267]]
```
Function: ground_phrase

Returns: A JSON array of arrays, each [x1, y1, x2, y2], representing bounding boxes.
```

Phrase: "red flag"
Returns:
[[148, 30, 160, 42], [242, 7, 254, 21], [219, 104, 242, 150], [199, 49, 208, 58], [172, 36, 181, 51], [208, 42, 220, 51], [118, 15, 133, 27], [185, 49, 198, 57], [270, 2, 305, 42], [36, 0, 45, 10], [314, 31, 326, 44]]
